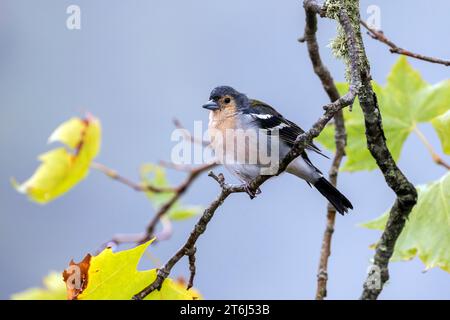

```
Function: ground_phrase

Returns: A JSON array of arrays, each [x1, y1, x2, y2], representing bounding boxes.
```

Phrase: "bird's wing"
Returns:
[[247, 99, 329, 159]]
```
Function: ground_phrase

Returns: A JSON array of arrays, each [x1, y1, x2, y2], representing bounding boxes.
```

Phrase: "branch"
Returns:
[[413, 126, 450, 170], [346, 11, 419, 301], [135, 0, 421, 300], [173, 118, 211, 147], [133, 63, 359, 299], [92, 161, 216, 249], [186, 246, 197, 290], [360, 20, 450, 67], [307, 0, 417, 300], [302, 0, 347, 300], [92, 113, 218, 250], [133, 172, 247, 299], [142, 162, 217, 242], [91, 162, 174, 193]]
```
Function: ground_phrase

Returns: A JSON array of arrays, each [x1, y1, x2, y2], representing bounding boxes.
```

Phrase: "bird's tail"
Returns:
[[314, 177, 353, 215]]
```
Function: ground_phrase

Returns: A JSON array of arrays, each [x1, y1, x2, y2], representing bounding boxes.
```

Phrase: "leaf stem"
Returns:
[[412, 126, 450, 170]]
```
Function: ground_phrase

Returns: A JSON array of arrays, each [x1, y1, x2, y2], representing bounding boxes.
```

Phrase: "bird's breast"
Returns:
[[208, 111, 264, 166], [208, 111, 237, 149]]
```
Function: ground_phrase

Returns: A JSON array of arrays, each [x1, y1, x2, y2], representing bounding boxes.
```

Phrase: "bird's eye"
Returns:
[[224, 97, 231, 104]]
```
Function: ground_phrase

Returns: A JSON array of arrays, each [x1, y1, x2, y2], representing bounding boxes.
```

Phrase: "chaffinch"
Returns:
[[202, 86, 353, 215]]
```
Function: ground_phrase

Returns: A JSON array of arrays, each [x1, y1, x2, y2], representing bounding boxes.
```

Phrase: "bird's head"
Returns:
[[202, 86, 249, 113]]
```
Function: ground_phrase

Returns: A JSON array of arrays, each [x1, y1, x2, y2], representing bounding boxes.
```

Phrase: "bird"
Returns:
[[202, 85, 353, 215]]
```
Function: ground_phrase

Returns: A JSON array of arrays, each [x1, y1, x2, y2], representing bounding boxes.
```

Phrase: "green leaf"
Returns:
[[140, 164, 202, 221], [432, 110, 450, 155], [361, 172, 450, 273], [316, 57, 450, 171], [13, 115, 101, 203], [11, 272, 67, 300], [140, 164, 175, 206], [62, 239, 202, 300], [168, 206, 203, 221]]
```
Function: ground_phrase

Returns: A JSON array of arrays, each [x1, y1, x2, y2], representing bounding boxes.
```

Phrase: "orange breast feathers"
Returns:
[[208, 110, 260, 165]]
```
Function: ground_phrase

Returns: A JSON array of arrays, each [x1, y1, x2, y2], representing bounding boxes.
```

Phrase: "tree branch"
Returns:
[[186, 246, 197, 290], [133, 172, 247, 299], [302, 0, 347, 300], [92, 161, 216, 249], [92, 114, 217, 250], [142, 162, 216, 243], [337, 5, 419, 301], [360, 20, 450, 66], [133, 68, 358, 299], [134, 0, 420, 301], [91, 162, 174, 193], [307, 0, 418, 300]]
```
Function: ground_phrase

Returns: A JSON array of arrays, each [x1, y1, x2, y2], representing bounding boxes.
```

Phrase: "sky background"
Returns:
[[0, 0, 449, 299]]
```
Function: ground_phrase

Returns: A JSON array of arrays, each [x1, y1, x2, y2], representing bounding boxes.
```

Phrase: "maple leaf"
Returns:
[[317, 57, 450, 171], [63, 239, 202, 300], [361, 172, 450, 273]]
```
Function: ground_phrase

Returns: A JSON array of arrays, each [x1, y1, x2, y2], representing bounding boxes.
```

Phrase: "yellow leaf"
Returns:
[[63, 239, 202, 300], [48, 118, 87, 149], [11, 272, 67, 300], [13, 114, 101, 204]]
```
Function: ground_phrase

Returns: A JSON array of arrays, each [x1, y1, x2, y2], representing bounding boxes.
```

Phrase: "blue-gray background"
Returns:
[[0, 0, 449, 299]]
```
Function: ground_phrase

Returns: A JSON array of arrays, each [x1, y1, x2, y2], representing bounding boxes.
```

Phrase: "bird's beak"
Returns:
[[202, 100, 219, 111]]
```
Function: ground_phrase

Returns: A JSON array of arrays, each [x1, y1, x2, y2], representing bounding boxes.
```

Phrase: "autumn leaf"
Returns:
[[140, 164, 201, 221], [13, 114, 101, 203], [361, 172, 450, 273], [317, 57, 450, 171], [11, 272, 67, 300], [63, 239, 202, 300]]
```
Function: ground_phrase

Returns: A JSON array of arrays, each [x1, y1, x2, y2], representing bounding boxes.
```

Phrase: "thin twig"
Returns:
[[186, 246, 197, 290], [92, 115, 217, 247], [413, 126, 450, 170], [91, 162, 174, 193], [99, 162, 215, 249], [133, 173, 247, 300], [141, 162, 217, 243], [159, 160, 203, 172], [302, 0, 347, 300], [360, 20, 450, 66], [92, 161, 214, 248], [173, 118, 211, 147]]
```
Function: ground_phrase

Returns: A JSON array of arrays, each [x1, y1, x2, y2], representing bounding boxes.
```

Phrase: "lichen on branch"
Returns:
[[324, 0, 369, 80]]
